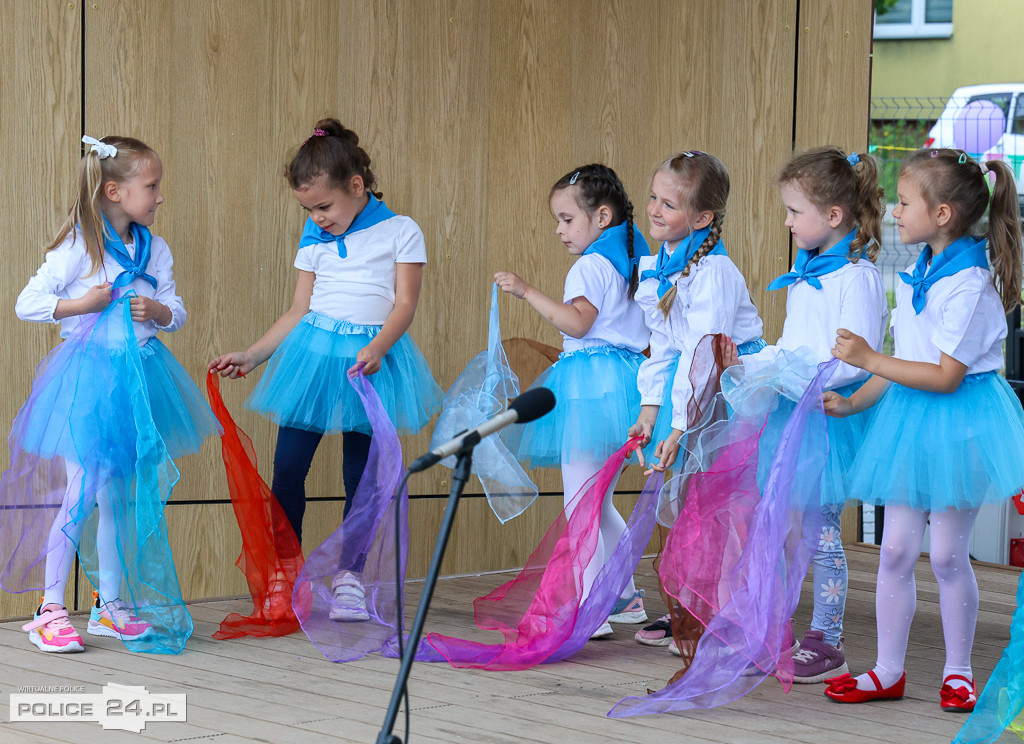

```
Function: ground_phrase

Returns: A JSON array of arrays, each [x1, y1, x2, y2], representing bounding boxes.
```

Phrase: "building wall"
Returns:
[[0, 0, 871, 619], [872, 0, 1024, 103]]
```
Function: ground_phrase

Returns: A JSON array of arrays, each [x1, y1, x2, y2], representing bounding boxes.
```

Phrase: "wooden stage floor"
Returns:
[[1, 545, 1021, 743]]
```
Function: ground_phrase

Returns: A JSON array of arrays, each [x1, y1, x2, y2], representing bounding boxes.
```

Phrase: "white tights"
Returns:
[[42, 462, 122, 608], [857, 504, 979, 690], [560, 460, 635, 602]]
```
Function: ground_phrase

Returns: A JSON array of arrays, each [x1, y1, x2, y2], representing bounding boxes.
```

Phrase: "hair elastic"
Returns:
[[569, 171, 580, 185], [930, 150, 940, 158], [302, 128, 329, 145], [958, 152, 968, 164], [82, 135, 117, 160], [846, 152, 860, 166]]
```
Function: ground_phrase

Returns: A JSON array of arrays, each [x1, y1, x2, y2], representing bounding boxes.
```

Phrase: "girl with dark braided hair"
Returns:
[[495, 163, 651, 638]]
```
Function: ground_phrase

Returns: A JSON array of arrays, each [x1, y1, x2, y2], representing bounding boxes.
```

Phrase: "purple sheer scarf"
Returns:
[[609, 358, 838, 715], [294, 370, 410, 662]]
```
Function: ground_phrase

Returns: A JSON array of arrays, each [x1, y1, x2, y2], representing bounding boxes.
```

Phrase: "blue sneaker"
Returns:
[[608, 590, 647, 624]]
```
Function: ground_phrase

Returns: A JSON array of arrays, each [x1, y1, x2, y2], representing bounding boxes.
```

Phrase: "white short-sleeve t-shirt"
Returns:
[[745, 260, 888, 391], [890, 264, 1006, 374], [295, 215, 427, 325], [561, 253, 649, 353]]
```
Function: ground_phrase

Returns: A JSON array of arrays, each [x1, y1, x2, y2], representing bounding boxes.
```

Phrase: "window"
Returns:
[[874, 0, 953, 39], [1011, 96, 1024, 137]]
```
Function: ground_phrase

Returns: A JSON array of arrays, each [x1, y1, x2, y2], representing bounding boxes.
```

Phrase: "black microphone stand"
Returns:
[[376, 440, 475, 744]]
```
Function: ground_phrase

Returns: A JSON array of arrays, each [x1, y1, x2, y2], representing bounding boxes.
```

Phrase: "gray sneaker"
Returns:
[[791, 630, 848, 683]]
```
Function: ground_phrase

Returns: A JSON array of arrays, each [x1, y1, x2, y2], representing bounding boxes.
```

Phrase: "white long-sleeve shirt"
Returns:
[[636, 251, 763, 430], [16, 229, 185, 345]]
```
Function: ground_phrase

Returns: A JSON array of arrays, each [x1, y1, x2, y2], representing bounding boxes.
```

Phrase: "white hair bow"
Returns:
[[82, 135, 117, 160]]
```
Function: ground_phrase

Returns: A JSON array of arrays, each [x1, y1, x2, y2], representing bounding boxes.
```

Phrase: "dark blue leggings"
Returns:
[[271, 426, 371, 561]]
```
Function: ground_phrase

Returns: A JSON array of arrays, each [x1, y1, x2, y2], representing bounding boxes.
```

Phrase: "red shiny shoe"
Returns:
[[940, 674, 977, 712], [824, 670, 906, 703]]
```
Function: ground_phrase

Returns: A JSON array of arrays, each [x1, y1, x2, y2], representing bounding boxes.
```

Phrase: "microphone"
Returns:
[[408, 387, 556, 473]]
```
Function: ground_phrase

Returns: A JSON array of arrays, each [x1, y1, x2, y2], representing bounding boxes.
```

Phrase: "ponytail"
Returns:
[[848, 153, 884, 262], [985, 159, 1023, 312]]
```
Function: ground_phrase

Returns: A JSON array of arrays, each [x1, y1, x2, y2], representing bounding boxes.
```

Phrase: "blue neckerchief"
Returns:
[[898, 236, 989, 314], [639, 226, 727, 298], [101, 216, 157, 290], [766, 229, 858, 292], [582, 222, 646, 282], [298, 194, 397, 258]]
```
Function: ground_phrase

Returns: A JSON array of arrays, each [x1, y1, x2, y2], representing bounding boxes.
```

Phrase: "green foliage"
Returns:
[[875, 0, 899, 16]]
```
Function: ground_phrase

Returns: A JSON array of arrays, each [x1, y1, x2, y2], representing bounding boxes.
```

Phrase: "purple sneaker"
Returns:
[[792, 630, 848, 683]]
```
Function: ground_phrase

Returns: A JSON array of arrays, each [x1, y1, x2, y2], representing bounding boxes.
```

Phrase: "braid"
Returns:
[[658, 217, 722, 318], [624, 199, 638, 298]]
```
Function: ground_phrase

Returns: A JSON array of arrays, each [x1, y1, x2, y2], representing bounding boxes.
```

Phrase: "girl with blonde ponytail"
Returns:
[[4, 134, 217, 655]]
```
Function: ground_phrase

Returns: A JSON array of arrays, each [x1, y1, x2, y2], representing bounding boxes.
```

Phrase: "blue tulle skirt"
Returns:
[[245, 311, 442, 436], [646, 338, 767, 463], [754, 382, 868, 506], [19, 336, 219, 465], [850, 372, 1024, 511], [504, 345, 643, 467]]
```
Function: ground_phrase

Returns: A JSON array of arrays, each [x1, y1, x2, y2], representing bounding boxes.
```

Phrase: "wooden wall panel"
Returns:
[[1, 0, 874, 616], [0, 2, 81, 619]]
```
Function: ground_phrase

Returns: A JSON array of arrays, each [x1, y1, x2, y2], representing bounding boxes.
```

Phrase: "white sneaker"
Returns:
[[328, 571, 369, 622], [590, 621, 614, 640]]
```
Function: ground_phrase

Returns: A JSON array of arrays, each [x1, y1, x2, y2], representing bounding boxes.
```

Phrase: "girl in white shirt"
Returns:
[[210, 119, 442, 621], [495, 164, 650, 637], [823, 150, 1024, 711], [735, 147, 887, 683], [5, 135, 217, 654], [627, 150, 763, 653], [630, 151, 763, 470]]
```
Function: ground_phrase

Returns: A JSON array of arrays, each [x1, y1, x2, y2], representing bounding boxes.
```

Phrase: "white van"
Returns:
[[925, 83, 1024, 203]]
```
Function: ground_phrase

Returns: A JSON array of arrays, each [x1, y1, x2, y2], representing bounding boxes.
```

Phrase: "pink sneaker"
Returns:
[[23, 603, 85, 653], [87, 593, 153, 640]]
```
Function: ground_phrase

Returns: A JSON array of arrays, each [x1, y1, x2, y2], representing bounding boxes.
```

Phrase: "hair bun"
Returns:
[[314, 118, 358, 145]]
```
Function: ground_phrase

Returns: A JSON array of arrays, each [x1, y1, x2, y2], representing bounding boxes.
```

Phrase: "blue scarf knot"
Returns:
[[299, 194, 397, 258], [101, 216, 157, 290], [582, 222, 646, 282], [766, 229, 858, 292], [898, 235, 989, 314], [639, 227, 727, 298]]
